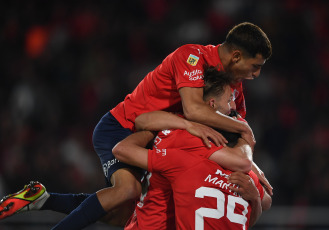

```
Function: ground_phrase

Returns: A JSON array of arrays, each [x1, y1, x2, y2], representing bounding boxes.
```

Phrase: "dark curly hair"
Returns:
[[225, 22, 272, 59]]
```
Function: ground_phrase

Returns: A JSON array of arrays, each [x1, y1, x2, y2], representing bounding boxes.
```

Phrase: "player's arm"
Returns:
[[252, 162, 273, 196], [228, 172, 262, 227], [112, 131, 155, 170], [208, 138, 253, 173], [261, 189, 272, 211], [135, 111, 227, 147], [179, 87, 256, 149], [135, 111, 190, 131]]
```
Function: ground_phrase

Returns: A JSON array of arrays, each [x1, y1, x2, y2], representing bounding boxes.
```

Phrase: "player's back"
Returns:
[[172, 156, 252, 230], [125, 171, 175, 230], [110, 44, 222, 131]]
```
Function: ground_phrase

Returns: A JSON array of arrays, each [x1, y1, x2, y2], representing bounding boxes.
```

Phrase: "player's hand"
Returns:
[[240, 122, 256, 151], [252, 162, 273, 196], [228, 171, 260, 202], [186, 121, 228, 148]]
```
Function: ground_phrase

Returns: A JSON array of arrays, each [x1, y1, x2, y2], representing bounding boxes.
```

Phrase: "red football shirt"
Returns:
[[110, 44, 246, 131], [124, 172, 174, 230], [148, 148, 264, 230], [125, 129, 223, 230]]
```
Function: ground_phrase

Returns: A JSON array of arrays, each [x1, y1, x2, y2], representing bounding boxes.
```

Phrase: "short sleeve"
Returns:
[[171, 45, 206, 90]]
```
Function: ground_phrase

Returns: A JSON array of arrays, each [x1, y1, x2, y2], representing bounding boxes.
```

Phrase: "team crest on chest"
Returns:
[[187, 54, 199, 66]]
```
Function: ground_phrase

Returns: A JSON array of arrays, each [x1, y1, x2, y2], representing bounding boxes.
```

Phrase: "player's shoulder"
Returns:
[[175, 44, 214, 55]]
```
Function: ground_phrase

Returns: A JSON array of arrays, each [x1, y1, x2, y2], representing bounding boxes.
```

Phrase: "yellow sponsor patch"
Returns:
[[187, 54, 199, 66]]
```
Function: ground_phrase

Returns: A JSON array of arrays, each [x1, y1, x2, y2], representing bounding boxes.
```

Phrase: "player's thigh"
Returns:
[[93, 112, 136, 185], [100, 198, 136, 227], [110, 167, 143, 199], [103, 169, 142, 226], [96, 168, 142, 212]]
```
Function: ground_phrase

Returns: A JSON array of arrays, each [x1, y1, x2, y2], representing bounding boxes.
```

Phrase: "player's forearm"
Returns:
[[261, 190, 272, 211], [209, 137, 252, 172], [220, 138, 253, 173], [121, 130, 155, 148], [249, 195, 262, 227], [210, 153, 252, 173], [252, 162, 273, 196], [135, 111, 191, 131], [235, 138, 253, 161], [184, 102, 247, 134], [112, 131, 155, 170]]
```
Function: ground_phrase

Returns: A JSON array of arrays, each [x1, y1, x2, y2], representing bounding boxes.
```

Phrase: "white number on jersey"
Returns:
[[195, 187, 248, 229]]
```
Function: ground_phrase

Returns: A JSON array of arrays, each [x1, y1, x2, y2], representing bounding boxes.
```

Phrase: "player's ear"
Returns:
[[208, 98, 215, 108], [232, 50, 242, 64]]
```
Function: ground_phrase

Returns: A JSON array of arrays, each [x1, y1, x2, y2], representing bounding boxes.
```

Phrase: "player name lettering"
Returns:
[[204, 174, 239, 196]]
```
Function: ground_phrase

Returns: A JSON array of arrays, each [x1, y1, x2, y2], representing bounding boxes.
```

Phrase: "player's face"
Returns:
[[210, 85, 233, 115], [230, 90, 237, 111], [230, 53, 266, 82]]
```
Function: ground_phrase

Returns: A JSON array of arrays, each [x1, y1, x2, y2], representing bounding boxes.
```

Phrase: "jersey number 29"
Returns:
[[195, 186, 248, 229]]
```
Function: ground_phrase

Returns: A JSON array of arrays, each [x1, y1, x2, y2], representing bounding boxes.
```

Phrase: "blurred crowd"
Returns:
[[1, 0, 329, 208]]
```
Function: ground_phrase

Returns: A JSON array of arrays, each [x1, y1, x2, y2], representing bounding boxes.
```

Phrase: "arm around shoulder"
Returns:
[[112, 131, 155, 170], [208, 138, 253, 173], [179, 87, 248, 134], [135, 111, 191, 131]]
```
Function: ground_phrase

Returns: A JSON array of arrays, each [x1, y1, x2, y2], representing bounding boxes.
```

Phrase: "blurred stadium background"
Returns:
[[1, 0, 329, 229]]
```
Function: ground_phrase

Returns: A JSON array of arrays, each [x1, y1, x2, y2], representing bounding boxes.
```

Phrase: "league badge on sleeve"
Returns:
[[187, 54, 199, 66]]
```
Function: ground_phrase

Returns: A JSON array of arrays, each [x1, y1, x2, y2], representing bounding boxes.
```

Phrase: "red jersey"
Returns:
[[110, 44, 246, 131], [125, 129, 223, 230], [148, 148, 264, 230], [124, 172, 175, 230]]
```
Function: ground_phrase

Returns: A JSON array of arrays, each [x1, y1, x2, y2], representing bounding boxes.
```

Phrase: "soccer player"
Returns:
[[115, 68, 271, 229], [0, 22, 272, 229], [122, 122, 272, 229], [113, 128, 269, 229]]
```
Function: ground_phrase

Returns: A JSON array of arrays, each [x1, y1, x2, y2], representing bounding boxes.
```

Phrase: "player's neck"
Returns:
[[218, 44, 231, 70]]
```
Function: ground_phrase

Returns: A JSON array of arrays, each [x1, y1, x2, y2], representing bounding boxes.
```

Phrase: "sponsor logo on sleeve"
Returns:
[[187, 54, 199, 66], [184, 69, 204, 81]]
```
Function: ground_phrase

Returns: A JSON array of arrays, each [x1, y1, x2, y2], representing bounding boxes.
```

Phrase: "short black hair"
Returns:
[[225, 22, 272, 59], [203, 65, 234, 101]]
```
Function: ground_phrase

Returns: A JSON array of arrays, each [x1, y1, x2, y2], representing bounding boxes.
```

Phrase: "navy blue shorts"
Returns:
[[93, 112, 140, 186]]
